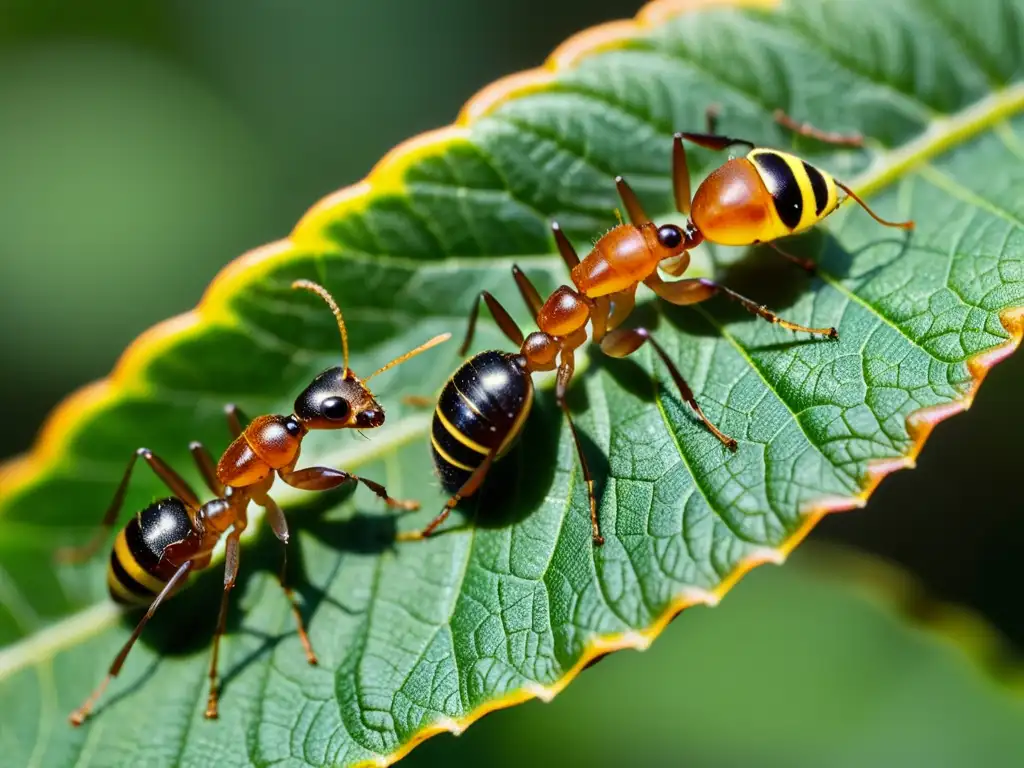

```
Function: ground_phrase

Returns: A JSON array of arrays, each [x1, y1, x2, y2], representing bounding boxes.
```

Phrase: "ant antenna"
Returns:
[[836, 181, 914, 230], [292, 280, 351, 371], [367, 333, 451, 381]]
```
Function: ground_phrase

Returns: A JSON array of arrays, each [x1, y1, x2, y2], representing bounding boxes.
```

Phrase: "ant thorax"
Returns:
[[197, 497, 240, 537]]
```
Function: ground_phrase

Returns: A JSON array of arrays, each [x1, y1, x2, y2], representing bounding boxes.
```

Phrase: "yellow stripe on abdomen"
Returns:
[[107, 559, 151, 605], [749, 149, 812, 237], [430, 433, 476, 471], [435, 407, 489, 455], [115, 530, 167, 593], [497, 377, 534, 458]]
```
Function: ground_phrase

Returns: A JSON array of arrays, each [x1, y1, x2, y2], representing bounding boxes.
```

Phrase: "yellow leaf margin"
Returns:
[[0, 0, 1022, 765]]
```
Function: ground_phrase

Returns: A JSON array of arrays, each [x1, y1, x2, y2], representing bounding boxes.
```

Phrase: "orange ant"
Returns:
[[59, 280, 449, 725], [402, 112, 913, 546]]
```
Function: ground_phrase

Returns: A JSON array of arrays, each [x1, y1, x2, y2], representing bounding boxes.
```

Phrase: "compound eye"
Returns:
[[657, 224, 683, 249], [320, 396, 350, 422]]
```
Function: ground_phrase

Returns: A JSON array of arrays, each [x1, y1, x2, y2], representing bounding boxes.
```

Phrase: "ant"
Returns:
[[58, 280, 449, 725], [400, 111, 913, 547]]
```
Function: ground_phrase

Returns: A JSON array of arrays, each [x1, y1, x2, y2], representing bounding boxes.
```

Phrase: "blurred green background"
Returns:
[[1, 0, 1021, 765]]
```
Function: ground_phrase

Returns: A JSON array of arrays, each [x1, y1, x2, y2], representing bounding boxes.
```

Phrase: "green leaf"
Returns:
[[404, 548, 1024, 767], [1, 0, 1023, 764]]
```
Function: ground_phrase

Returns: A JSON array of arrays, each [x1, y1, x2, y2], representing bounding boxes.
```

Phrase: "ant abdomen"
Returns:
[[431, 351, 533, 494], [107, 497, 193, 606]]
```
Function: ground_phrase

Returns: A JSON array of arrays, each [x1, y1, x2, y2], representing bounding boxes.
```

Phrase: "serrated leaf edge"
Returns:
[[0, 1, 1021, 765]]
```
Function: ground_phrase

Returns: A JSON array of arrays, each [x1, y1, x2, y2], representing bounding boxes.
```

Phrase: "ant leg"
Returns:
[[645, 272, 838, 339], [589, 296, 612, 343], [676, 130, 756, 154], [511, 264, 543, 319], [224, 404, 248, 439], [396, 450, 497, 541], [773, 109, 863, 148], [69, 560, 193, 725], [614, 176, 651, 227], [205, 524, 245, 719], [260, 495, 317, 665], [606, 287, 637, 334], [459, 291, 525, 356], [601, 327, 738, 451], [189, 441, 224, 497], [138, 449, 202, 508], [551, 222, 581, 270], [671, 126, 754, 216], [671, 119, 755, 216], [57, 454, 138, 564], [704, 279, 838, 338], [279, 466, 419, 511], [672, 133, 693, 215], [56, 448, 201, 564], [554, 353, 602, 545], [765, 240, 817, 274]]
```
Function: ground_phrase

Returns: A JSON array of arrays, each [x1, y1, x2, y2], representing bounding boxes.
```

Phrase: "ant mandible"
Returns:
[[59, 280, 449, 725], [401, 111, 914, 547]]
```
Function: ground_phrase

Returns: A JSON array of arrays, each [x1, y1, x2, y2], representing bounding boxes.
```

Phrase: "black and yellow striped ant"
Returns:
[[403, 111, 912, 546], [58, 280, 448, 725]]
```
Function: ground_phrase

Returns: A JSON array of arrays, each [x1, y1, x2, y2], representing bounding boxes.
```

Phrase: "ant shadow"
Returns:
[[476, 395, 565, 531], [818, 230, 914, 283]]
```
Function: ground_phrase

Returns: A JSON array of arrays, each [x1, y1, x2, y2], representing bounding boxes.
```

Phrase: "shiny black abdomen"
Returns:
[[107, 497, 193, 605], [431, 350, 533, 494]]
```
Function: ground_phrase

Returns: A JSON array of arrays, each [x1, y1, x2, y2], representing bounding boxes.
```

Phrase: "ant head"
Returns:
[[654, 224, 686, 256], [656, 221, 702, 277], [294, 367, 384, 431], [290, 279, 451, 432]]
